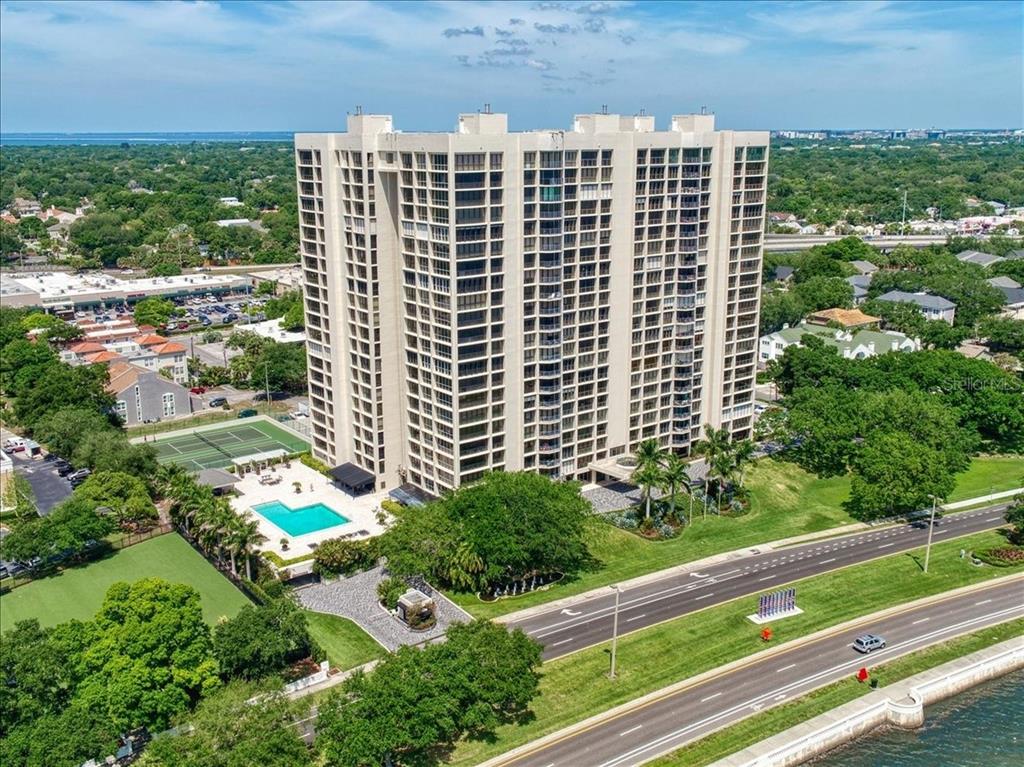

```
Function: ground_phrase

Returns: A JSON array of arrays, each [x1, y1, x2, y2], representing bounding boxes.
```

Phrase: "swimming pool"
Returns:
[[251, 501, 350, 537]]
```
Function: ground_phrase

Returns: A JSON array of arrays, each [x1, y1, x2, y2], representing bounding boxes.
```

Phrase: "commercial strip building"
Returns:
[[295, 110, 768, 495], [0, 271, 251, 312]]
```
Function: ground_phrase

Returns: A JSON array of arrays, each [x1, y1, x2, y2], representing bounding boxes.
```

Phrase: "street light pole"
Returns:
[[264, 360, 271, 415], [609, 585, 621, 679], [923, 494, 939, 573]]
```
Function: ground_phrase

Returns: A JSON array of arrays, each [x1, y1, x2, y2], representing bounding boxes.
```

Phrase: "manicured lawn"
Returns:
[[449, 456, 1022, 619], [0, 533, 249, 632], [651, 616, 1024, 766], [447, 531, 1016, 766], [950, 455, 1024, 501], [304, 611, 387, 671]]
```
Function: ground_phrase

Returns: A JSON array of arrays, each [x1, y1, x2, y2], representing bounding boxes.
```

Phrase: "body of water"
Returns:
[[816, 668, 1024, 766], [0, 131, 294, 146]]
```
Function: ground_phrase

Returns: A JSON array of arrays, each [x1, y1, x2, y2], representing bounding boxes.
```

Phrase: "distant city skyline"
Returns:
[[1, 0, 1021, 133]]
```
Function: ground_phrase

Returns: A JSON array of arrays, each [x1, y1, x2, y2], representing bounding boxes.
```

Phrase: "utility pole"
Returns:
[[923, 494, 939, 573], [609, 585, 621, 679], [900, 190, 908, 237]]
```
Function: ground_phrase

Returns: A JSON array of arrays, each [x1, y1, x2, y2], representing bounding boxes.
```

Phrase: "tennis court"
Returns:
[[153, 419, 309, 472]]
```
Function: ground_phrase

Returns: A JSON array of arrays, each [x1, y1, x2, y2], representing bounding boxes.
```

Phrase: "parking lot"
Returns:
[[9, 451, 72, 515], [69, 290, 265, 334]]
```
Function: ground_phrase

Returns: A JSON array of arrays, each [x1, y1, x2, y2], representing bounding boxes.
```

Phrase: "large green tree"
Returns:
[[213, 599, 319, 681], [316, 620, 540, 767], [849, 432, 956, 520]]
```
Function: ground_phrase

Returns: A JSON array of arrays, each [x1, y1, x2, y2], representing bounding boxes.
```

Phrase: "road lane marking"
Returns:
[[550, 638, 575, 646], [774, 694, 787, 701], [700, 692, 722, 703], [776, 663, 796, 673], [759, 575, 776, 581], [976, 599, 992, 606], [985, 517, 1001, 522], [619, 725, 642, 737], [877, 543, 894, 549], [912, 618, 930, 625], [626, 614, 647, 622], [819, 558, 836, 564], [695, 593, 715, 600]]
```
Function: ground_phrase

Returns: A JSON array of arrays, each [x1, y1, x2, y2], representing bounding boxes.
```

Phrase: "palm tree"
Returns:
[[661, 453, 691, 526], [632, 439, 667, 521], [226, 513, 267, 581], [732, 439, 756, 488], [444, 541, 485, 591], [694, 425, 732, 520], [711, 452, 736, 514]]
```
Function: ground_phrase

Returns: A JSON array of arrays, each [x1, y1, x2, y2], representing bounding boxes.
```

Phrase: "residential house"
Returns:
[[956, 250, 1005, 268], [846, 274, 872, 305], [995, 286, 1024, 320], [987, 276, 1021, 290], [11, 197, 41, 216], [849, 260, 879, 277], [63, 332, 190, 383], [759, 322, 919, 365], [874, 290, 957, 324], [769, 265, 795, 284], [805, 307, 881, 330], [106, 361, 195, 426]]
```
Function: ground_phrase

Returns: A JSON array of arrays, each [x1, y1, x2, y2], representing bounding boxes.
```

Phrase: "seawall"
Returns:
[[710, 635, 1024, 767]]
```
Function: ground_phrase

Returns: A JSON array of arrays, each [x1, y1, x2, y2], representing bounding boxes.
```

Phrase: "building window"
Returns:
[[162, 392, 176, 418], [115, 400, 127, 422]]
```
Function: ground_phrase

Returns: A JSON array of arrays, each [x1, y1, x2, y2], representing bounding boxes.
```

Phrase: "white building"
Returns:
[[295, 110, 768, 495], [875, 290, 957, 324], [759, 322, 919, 364]]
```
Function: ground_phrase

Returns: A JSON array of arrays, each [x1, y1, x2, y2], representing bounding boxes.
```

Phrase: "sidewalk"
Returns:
[[495, 490, 1020, 626]]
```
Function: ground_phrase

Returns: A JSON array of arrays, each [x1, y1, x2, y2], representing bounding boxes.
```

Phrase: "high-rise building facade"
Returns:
[[295, 110, 767, 496]]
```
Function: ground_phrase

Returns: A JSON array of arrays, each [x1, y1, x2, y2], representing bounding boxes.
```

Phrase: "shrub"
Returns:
[[380, 498, 404, 516], [299, 452, 332, 476], [973, 546, 1024, 567], [313, 537, 373, 577], [377, 577, 406, 611]]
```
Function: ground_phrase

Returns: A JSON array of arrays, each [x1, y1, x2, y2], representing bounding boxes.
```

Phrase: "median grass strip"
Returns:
[[303, 611, 387, 671], [451, 456, 1021, 620], [447, 530, 1016, 766], [649, 617, 1024, 767]]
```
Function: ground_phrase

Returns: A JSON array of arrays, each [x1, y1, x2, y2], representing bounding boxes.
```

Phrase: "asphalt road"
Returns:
[[498, 577, 1024, 767], [510, 505, 1010, 660]]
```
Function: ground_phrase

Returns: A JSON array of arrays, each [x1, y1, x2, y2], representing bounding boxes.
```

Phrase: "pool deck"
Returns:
[[229, 461, 387, 558]]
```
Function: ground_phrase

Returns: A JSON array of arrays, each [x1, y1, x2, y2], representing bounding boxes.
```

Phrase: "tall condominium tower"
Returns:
[[295, 110, 767, 496]]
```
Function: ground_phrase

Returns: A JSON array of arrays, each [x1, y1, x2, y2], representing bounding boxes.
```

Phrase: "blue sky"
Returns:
[[1, 0, 1021, 132]]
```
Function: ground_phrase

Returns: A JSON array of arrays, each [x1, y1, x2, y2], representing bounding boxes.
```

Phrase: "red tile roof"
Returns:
[[68, 341, 106, 354], [134, 333, 168, 346], [84, 350, 123, 364], [149, 342, 186, 355]]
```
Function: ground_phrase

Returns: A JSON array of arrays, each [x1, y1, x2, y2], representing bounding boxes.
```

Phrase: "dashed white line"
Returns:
[[694, 593, 715, 600], [976, 599, 992, 606], [776, 663, 796, 673], [912, 617, 930, 625], [985, 517, 1001, 522], [551, 638, 575, 646], [626, 614, 647, 623], [700, 692, 722, 703], [820, 558, 836, 564], [774, 694, 787, 701], [877, 543, 894, 549], [619, 725, 643, 737], [759, 575, 776, 582]]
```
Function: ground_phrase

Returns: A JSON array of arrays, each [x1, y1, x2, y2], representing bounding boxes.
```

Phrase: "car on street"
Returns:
[[237, 408, 258, 418], [3, 438, 27, 454], [852, 633, 886, 653], [209, 396, 228, 407], [189, 386, 207, 394], [53, 459, 75, 475]]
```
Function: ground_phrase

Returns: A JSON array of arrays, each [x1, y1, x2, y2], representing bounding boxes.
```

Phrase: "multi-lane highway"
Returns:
[[509, 504, 1010, 659], [494, 576, 1024, 767], [763, 234, 948, 252]]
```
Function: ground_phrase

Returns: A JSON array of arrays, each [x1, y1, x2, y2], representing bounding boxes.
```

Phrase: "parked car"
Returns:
[[190, 386, 207, 395], [209, 397, 228, 408], [852, 634, 886, 654], [237, 408, 258, 418], [53, 459, 74, 475], [3, 438, 26, 454], [67, 468, 92, 485]]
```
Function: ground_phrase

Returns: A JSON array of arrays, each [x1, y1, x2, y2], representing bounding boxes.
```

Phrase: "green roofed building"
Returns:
[[759, 321, 920, 366]]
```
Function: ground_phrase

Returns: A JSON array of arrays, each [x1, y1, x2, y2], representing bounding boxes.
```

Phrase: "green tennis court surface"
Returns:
[[153, 420, 309, 471]]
